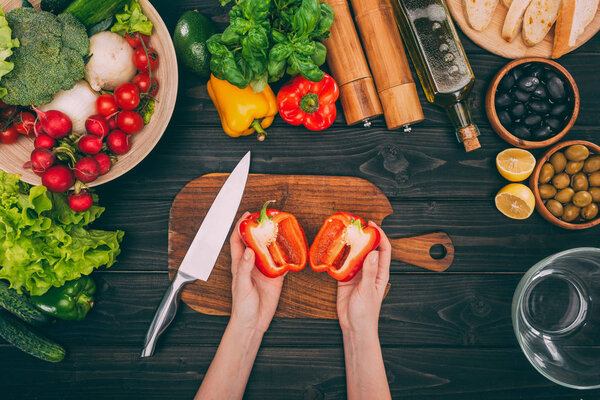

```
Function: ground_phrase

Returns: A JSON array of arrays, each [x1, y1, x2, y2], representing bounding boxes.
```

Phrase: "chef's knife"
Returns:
[[141, 151, 251, 358]]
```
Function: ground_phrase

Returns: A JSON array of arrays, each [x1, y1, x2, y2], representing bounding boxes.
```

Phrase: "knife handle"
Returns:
[[141, 271, 196, 358]]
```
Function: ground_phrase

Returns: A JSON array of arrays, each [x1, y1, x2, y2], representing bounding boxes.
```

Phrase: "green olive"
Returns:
[[552, 173, 570, 189], [562, 204, 581, 222], [590, 187, 600, 203], [545, 200, 564, 217], [539, 184, 557, 199], [565, 161, 584, 175], [539, 163, 555, 184], [581, 203, 599, 220], [555, 187, 575, 204], [550, 152, 567, 173], [564, 145, 590, 161], [571, 172, 589, 191], [572, 191, 593, 208], [590, 172, 600, 187], [583, 155, 600, 173]]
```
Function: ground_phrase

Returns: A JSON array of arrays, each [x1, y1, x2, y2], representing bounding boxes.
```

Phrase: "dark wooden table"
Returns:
[[2, 1, 600, 399]]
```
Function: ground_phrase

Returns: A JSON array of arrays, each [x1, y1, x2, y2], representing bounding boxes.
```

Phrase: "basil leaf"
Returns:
[[270, 42, 293, 61], [268, 59, 286, 82], [243, 0, 272, 21], [289, 52, 324, 82], [250, 71, 268, 93], [311, 41, 327, 66], [312, 2, 334, 38], [221, 26, 241, 45], [292, 0, 320, 38], [293, 40, 316, 56], [230, 17, 252, 35], [271, 30, 287, 44]]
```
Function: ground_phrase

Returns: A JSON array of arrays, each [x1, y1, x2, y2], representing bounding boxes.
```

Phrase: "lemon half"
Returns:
[[495, 183, 536, 220], [496, 148, 536, 182]]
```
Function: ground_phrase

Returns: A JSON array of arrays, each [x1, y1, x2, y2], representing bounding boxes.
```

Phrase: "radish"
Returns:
[[107, 130, 130, 155], [94, 153, 112, 175], [33, 108, 72, 139], [85, 114, 110, 137], [78, 135, 103, 155], [34, 134, 56, 150], [42, 165, 75, 193], [68, 190, 93, 212], [30, 149, 55, 176], [107, 116, 117, 131], [73, 157, 101, 183]]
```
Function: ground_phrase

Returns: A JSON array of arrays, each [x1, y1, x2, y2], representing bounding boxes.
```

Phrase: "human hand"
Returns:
[[336, 222, 391, 336], [229, 213, 285, 334]]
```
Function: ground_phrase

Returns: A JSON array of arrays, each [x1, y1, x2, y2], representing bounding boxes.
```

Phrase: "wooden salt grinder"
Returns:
[[350, 0, 424, 131], [323, 0, 383, 126]]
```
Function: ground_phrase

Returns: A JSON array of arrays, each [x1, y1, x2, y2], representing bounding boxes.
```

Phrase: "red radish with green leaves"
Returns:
[[42, 165, 75, 193], [33, 108, 72, 139]]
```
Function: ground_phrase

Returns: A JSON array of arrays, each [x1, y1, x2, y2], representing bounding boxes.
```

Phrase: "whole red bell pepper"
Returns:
[[276, 73, 339, 131], [239, 201, 308, 278], [309, 213, 381, 282]]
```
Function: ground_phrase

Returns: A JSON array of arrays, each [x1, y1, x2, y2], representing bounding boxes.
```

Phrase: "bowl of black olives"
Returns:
[[530, 140, 600, 230], [486, 58, 579, 149]]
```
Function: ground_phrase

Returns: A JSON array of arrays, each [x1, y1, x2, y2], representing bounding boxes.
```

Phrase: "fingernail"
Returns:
[[243, 248, 252, 261], [369, 252, 379, 264]]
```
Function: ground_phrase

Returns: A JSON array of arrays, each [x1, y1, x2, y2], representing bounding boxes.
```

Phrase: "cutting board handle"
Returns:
[[389, 232, 454, 272]]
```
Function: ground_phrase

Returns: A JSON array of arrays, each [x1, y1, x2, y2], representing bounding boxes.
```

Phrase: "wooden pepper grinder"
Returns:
[[323, 0, 383, 126], [350, 0, 424, 132]]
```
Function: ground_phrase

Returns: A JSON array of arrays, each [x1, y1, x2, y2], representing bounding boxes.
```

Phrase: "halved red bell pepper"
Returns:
[[276, 73, 339, 131], [239, 201, 308, 278], [309, 213, 381, 282]]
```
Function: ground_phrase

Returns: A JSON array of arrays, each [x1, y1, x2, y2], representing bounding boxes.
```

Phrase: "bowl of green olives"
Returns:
[[530, 140, 600, 229], [486, 58, 579, 149]]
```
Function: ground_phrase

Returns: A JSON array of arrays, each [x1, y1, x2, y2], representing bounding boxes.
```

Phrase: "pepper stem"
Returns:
[[350, 219, 364, 229], [251, 120, 267, 141], [258, 200, 276, 224], [299, 93, 320, 114]]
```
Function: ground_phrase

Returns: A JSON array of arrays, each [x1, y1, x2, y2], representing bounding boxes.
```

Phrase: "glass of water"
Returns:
[[512, 247, 600, 389]]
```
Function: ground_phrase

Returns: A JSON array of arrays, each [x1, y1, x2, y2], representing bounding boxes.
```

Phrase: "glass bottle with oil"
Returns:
[[392, 0, 480, 151]]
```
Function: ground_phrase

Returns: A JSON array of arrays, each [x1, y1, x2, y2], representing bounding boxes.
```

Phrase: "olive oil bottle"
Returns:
[[392, 0, 481, 151]]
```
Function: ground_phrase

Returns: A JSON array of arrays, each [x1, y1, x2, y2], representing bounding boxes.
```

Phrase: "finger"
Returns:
[[230, 212, 250, 268], [235, 248, 255, 286], [369, 222, 391, 288], [358, 251, 379, 290]]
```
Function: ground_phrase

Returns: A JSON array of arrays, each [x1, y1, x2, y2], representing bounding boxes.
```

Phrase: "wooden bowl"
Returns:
[[529, 140, 600, 230], [486, 57, 579, 149], [0, 0, 178, 187]]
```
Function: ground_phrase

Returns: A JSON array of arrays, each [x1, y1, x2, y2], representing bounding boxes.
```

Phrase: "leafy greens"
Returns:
[[0, 170, 124, 296], [207, 0, 334, 92], [111, 0, 153, 36], [0, 6, 19, 99]]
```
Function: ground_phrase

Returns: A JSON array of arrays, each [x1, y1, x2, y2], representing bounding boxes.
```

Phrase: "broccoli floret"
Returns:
[[2, 8, 90, 106]]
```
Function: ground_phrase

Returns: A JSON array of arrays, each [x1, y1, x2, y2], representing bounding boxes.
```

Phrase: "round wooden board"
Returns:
[[446, 0, 600, 59]]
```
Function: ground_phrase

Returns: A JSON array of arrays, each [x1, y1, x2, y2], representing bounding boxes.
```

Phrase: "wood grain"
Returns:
[[447, 0, 600, 59], [0, 0, 178, 187], [168, 174, 453, 319]]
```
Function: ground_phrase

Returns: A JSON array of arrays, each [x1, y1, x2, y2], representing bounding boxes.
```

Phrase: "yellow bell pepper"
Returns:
[[207, 75, 277, 141]]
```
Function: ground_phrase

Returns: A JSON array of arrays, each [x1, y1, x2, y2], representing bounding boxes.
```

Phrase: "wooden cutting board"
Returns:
[[168, 174, 454, 319]]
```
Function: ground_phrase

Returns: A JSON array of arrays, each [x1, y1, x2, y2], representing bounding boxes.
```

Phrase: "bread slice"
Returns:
[[552, 0, 600, 58], [464, 0, 500, 31], [522, 0, 562, 46], [503, 0, 533, 41]]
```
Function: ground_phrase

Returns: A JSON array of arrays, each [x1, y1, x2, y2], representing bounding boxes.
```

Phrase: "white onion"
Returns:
[[40, 80, 99, 133], [85, 31, 137, 91]]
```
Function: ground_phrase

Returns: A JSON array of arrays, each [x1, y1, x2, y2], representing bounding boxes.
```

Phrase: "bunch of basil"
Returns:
[[207, 0, 334, 92]]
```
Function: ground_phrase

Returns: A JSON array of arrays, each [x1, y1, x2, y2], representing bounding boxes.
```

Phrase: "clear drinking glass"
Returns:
[[512, 247, 600, 389]]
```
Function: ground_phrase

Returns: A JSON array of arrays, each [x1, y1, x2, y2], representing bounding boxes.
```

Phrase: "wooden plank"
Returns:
[[1, 344, 598, 400]]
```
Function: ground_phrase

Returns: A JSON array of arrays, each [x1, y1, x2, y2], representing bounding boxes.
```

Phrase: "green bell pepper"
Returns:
[[30, 277, 96, 321]]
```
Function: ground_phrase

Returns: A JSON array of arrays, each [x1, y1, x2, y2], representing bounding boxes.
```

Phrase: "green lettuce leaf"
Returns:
[[0, 5, 19, 98], [0, 170, 124, 296], [110, 0, 153, 36]]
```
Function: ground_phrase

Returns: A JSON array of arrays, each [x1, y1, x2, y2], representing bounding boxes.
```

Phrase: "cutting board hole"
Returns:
[[429, 244, 447, 260]]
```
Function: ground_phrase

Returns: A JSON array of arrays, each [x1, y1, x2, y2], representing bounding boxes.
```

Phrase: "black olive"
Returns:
[[499, 74, 515, 92], [512, 68, 524, 81], [544, 69, 559, 82], [518, 76, 540, 92], [524, 114, 542, 126], [514, 90, 531, 102], [510, 103, 526, 119], [551, 103, 569, 117], [527, 64, 544, 79], [545, 117, 562, 131], [533, 85, 547, 99], [532, 125, 553, 140], [495, 93, 512, 108], [547, 76, 566, 100], [498, 110, 512, 128], [529, 101, 550, 114], [513, 125, 532, 139]]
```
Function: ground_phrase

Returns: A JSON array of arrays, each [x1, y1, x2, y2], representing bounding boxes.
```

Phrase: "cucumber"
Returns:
[[0, 310, 65, 363], [41, 0, 74, 14], [0, 281, 52, 327], [65, 0, 129, 28]]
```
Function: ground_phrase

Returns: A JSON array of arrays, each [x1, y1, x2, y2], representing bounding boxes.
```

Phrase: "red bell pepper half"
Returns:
[[276, 73, 339, 131], [239, 201, 308, 278], [309, 213, 381, 282]]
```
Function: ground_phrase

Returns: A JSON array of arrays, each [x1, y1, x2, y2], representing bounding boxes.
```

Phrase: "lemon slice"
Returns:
[[495, 183, 536, 220], [496, 148, 536, 182]]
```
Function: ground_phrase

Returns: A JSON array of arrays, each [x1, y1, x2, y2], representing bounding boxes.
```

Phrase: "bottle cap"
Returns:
[[458, 125, 481, 152]]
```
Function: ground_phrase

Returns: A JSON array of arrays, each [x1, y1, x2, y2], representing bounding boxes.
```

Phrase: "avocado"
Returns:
[[174, 10, 217, 79]]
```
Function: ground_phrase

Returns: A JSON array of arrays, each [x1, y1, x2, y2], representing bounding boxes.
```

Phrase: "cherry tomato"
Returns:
[[133, 46, 159, 72], [96, 94, 118, 116], [132, 73, 159, 96], [14, 112, 36, 135], [114, 83, 140, 111], [116, 111, 144, 134], [125, 32, 150, 48], [0, 125, 19, 144]]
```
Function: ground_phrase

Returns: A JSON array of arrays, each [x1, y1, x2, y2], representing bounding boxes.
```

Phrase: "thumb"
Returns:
[[359, 251, 379, 288]]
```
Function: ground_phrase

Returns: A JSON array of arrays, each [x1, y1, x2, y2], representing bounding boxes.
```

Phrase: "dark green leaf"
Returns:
[[269, 42, 293, 61], [246, 25, 269, 49], [243, 0, 272, 21], [230, 17, 252, 35], [271, 30, 287, 43], [242, 37, 268, 75], [312, 2, 334, 37], [311, 41, 326, 66], [221, 26, 241, 45], [88, 17, 113, 36], [268, 59, 286, 81], [289, 52, 324, 81], [293, 40, 315, 56], [206, 36, 229, 57], [292, 0, 320, 38], [229, 4, 243, 19]]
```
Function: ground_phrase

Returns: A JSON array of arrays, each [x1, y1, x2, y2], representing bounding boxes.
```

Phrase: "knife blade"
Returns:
[[141, 151, 251, 358]]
